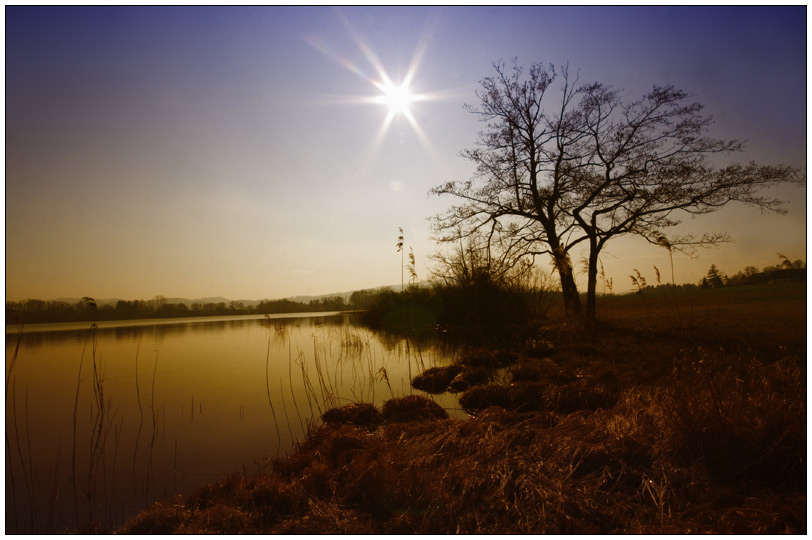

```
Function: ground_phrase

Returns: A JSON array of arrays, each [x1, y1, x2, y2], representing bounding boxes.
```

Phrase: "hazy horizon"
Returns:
[[4, 283, 401, 304], [6, 6, 807, 303]]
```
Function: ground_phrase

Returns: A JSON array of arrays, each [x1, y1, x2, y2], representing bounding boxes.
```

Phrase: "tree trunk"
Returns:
[[552, 250, 581, 316], [560, 267, 582, 316]]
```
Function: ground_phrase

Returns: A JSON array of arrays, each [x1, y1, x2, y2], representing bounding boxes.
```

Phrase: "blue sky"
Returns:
[[5, 6, 806, 300]]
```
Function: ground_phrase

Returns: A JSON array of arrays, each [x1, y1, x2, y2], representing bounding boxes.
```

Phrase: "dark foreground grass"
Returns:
[[118, 285, 806, 534]]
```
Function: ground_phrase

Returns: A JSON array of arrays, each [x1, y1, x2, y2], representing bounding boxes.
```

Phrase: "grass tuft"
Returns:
[[321, 403, 383, 428], [410, 365, 463, 393], [447, 366, 490, 392], [381, 395, 449, 423]]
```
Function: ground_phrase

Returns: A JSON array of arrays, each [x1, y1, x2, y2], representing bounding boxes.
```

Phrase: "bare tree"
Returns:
[[569, 81, 800, 317], [431, 61, 588, 314], [431, 59, 802, 318]]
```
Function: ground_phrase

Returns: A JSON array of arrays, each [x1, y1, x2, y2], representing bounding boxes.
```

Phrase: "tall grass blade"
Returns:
[[265, 327, 282, 456]]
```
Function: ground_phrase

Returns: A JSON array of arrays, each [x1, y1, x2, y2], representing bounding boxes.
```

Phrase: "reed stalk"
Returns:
[[278, 380, 296, 444], [24, 387, 38, 530], [6, 318, 24, 532], [71, 333, 87, 516], [297, 351, 321, 419], [287, 341, 305, 433], [150, 351, 159, 446], [132, 338, 144, 498], [45, 437, 62, 533], [145, 350, 159, 506], [12, 381, 35, 531], [312, 337, 334, 406], [265, 326, 282, 456]]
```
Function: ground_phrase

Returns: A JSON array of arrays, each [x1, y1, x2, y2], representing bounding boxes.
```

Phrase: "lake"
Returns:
[[5, 312, 463, 533]]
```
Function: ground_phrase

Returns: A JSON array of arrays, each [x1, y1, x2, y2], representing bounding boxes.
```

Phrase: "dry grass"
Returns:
[[410, 365, 463, 393], [381, 395, 449, 423], [447, 365, 490, 392], [120, 354, 805, 534], [321, 403, 383, 428], [118, 284, 806, 534]]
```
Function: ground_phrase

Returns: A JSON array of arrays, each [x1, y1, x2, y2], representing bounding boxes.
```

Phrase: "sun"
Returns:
[[374, 81, 415, 116]]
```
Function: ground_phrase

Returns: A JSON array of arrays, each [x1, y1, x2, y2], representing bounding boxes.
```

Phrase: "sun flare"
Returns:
[[374, 81, 414, 115], [304, 10, 453, 155]]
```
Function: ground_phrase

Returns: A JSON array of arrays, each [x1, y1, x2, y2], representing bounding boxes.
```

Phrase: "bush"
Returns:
[[360, 279, 549, 345]]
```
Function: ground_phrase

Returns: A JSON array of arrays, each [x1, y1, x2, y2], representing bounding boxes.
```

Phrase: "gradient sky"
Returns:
[[5, 6, 807, 301]]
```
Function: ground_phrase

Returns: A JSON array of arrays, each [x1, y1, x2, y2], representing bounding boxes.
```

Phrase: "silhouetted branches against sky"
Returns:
[[431, 60, 803, 318]]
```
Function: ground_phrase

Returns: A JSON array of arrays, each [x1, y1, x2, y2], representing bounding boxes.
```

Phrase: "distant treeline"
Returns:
[[623, 258, 806, 296], [701, 259, 806, 288], [7, 258, 805, 326], [6, 293, 365, 325]]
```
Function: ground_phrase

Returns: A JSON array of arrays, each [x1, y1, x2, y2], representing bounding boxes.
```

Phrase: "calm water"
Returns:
[[5, 312, 462, 533]]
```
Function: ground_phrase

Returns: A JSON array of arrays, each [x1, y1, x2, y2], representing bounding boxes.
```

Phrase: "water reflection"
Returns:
[[5, 312, 349, 349], [5, 312, 462, 533]]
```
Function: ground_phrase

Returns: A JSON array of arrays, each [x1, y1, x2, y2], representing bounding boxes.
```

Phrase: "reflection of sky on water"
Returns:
[[5, 312, 349, 349], [6, 312, 460, 355]]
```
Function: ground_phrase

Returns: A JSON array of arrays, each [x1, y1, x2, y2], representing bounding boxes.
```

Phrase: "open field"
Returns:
[[118, 283, 805, 534]]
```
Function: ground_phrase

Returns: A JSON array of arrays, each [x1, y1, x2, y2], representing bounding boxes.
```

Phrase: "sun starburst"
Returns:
[[304, 9, 439, 146], [304, 9, 470, 181], [374, 80, 414, 116]]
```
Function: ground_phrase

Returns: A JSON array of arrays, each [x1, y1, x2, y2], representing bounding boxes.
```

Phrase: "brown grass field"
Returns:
[[118, 283, 806, 534]]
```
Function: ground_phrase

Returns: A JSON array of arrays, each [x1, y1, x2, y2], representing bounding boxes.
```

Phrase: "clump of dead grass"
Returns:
[[411, 365, 463, 393], [321, 403, 383, 428], [381, 395, 449, 422], [447, 366, 490, 392], [459, 349, 517, 369], [509, 356, 574, 383], [459, 377, 619, 415]]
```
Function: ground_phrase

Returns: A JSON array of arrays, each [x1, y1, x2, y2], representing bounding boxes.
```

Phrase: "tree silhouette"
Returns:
[[701, 264, 726, 288], [432, 60, 802, 318]]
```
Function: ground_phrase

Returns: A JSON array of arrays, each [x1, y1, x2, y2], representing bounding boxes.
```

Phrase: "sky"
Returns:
[[5, 6, 807, 302]]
